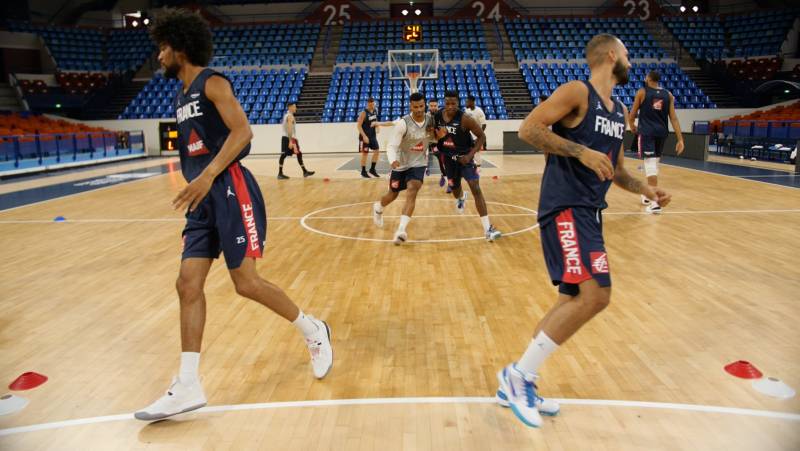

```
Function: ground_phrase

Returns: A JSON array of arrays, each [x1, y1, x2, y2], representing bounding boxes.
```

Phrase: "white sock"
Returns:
[[480, 215, 491, 233], [374, 201, 383, 213], [398, 215, 411, 232], [516, 331, 559, 375], [179, 352, 200, 384], [293, 311, 319, 336]]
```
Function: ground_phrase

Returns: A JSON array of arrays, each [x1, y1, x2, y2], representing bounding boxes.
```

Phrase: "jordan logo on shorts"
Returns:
[[226, 186, 235, 198], [590, 252, 609, 274]]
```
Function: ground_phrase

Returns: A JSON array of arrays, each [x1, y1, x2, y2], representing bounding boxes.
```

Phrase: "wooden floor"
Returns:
[[1, 154, 799, 450]]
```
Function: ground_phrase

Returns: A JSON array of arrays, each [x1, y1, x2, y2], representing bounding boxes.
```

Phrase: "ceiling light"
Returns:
[[131, 20, 138, 27], [692, 5, 699, 12], [143, 18, 150, 25], [680, 6, 686, 12], [402, 9, 408, 16], [415, 9, 421, 15]]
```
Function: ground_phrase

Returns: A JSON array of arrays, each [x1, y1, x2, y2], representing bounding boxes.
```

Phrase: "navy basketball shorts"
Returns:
[[389, 166, 426, 193], [638, 134, 666, 158], [539, 207, 611, 296], [182, 162, 267, 270], [443, 154, 479, 189], [358, 135, 379, 153], [281, 136, 300, 157]]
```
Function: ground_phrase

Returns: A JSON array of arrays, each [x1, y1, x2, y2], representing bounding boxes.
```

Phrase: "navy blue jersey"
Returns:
[[175, 68, 251, 182], [638, 86, 671, 137], [538, 81, 626, 225], [360, 107, 378, 139], [434, 109, 473, 155]]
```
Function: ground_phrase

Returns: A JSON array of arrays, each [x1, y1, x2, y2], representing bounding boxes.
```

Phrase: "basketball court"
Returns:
[[1, 151, 798, 449], [2, 1, 800, 449]]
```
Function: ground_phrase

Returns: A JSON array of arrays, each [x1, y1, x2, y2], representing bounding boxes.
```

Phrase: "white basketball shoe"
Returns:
[[134, 376, 207, 421], [305, 317, 333, 379]]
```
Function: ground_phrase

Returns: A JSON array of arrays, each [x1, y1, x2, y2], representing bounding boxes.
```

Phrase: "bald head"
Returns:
[[585, 34, 622, 68]]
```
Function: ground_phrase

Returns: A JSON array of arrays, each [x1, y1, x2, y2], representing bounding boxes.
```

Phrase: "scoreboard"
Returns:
[[403, 25, 422, 43]]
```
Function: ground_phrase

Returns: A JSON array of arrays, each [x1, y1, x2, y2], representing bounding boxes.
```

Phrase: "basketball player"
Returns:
[[372, 92, 433, 245], [135, 9, 332, 421], [465, 95, 487, 167], [278, 102, 314, 179], [434, 91, 501, 241], [427, 99, 448, 187], [496, 34, 671, 428], [629, 70, 684, 214], [356, 97, 380, 178]]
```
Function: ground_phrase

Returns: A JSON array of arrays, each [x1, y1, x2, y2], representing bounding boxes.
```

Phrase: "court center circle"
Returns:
[[299, 199, 540, 243]]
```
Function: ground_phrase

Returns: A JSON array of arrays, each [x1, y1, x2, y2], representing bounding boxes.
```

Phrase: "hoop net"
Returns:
[[407, 72, 421, 94]]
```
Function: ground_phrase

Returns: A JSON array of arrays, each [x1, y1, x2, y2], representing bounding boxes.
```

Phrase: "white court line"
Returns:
[[1, 396, 798, 436], [3, 208, 800, 225], [299, 200, 540, 243]]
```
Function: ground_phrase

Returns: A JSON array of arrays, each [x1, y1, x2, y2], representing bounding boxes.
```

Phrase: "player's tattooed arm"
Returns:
[[519, 81, 614, 180], [612, 147, 671, 206], [613, 166, 645, 194], [612, 149, 643, 194], [520, 122, 585, 158]]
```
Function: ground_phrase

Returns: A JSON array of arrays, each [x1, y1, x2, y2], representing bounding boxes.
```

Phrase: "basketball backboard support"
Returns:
[[388, 49, 439, 94]]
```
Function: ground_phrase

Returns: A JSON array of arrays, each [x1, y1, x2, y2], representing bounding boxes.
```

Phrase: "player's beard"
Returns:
[[163, 61, 180, 79], [613, 59, 629, 86]]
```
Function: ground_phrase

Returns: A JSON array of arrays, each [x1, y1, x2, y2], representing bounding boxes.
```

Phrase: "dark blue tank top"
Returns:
[[361, 107, 378, 139], [434, 109, 473, 155], [538, 81, 625, 225], [175, 68, 251, 182], [638, 86, 670, 137]]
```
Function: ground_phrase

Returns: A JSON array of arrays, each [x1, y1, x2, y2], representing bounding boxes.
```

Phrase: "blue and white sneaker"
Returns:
[[496, 383, 559, 416], [497, 364, 555, 428], [456, 192, 468, 214], [485, 225, 502, 242]]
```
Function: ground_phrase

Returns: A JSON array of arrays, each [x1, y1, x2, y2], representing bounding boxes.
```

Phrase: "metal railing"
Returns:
[[493, 20, 504, 62]]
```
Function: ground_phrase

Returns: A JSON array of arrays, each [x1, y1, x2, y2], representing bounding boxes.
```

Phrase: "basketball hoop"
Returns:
[[388, 49, 438, 95], [408, 71, 420, 94]]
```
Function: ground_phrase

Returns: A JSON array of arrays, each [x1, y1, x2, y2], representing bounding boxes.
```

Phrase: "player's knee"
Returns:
[[233, 277, 260, 299], [468, 182, 482, 196], [176, 275, 203, 302], [584, 290, 611, 315]]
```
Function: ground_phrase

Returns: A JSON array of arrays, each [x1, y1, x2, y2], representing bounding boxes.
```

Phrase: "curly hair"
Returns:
[[149, 8, 213, 67]]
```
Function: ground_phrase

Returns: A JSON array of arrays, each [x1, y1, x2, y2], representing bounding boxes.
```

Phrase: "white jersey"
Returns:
[[465, 106, 487, 161], [281, 112, 294, 138], [465, 106, 486, 127], [386, 114, 432, 171]]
